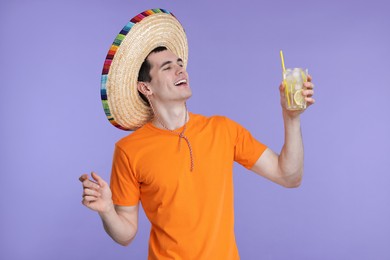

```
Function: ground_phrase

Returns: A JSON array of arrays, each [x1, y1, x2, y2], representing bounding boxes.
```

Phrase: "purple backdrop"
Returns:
[[1, 0, 389, 259]]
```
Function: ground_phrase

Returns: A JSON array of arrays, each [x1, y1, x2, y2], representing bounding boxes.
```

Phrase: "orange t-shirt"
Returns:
[[110, 113, 267, 259]]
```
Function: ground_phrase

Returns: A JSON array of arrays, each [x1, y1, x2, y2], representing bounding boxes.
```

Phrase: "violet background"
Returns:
[[1, 0, 389, 259]]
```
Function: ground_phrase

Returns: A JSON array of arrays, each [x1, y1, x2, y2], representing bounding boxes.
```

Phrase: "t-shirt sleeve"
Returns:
[[109, 144, 140, 206], [224, 117, 267, 169]]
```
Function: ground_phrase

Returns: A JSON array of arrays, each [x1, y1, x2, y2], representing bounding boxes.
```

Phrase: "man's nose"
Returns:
[[176, 65, 185, 75]]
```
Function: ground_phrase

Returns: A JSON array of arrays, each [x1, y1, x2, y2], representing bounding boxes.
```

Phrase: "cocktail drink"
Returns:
[[283, 68, 308, 110]]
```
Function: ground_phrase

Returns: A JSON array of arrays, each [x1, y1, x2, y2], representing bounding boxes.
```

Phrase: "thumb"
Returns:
[[79, 174, 88, 182], [91, 172, 105, 187], [279, 82, 285, 93]]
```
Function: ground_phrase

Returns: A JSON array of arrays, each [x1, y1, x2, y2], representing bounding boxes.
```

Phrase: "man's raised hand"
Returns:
[[79, 172, 113, 213]]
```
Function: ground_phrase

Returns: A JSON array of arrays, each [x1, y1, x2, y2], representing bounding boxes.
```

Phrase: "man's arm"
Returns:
[[251, 115, 304, 188], [251, 76, 315, 188], [99, 204, 139, 246], [79, 172, 138, 246]]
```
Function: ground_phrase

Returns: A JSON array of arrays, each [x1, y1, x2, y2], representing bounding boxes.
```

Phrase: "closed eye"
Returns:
[[177, 59, 184, 67]]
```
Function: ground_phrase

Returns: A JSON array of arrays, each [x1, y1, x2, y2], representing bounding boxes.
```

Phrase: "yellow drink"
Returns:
[[283, 68, 308, 110]]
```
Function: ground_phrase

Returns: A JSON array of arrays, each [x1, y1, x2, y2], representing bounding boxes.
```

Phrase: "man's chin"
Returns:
[[184, 90, 193, 100]]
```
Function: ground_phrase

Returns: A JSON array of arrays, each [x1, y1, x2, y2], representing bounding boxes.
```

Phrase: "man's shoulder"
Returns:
[[189, 113, 241, 137], [115, 123, 153, 149]]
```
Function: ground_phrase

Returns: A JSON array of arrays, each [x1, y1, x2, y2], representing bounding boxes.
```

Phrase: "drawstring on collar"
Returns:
[[147, 98, 194, 172], [178, 132, 194, 171]]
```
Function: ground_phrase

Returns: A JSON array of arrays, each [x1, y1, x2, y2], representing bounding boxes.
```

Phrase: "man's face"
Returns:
[[145, 50, 192, 105]]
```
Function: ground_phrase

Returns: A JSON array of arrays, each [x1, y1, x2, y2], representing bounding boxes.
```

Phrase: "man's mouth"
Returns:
[[174, 79, 187, 86]]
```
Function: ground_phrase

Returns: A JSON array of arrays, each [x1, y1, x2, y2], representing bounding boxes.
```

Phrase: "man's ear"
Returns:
[[137, 82, 152, 96]]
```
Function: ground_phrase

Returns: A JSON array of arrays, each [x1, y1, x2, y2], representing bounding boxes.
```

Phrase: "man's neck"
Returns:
[[151, 102, 189, 130]]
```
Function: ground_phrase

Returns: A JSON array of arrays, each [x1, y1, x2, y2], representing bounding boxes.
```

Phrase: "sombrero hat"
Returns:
[[101, 8, 188, 131]]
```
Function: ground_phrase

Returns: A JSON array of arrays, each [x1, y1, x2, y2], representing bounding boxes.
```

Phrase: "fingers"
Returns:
[[82, 195, 99, 206], [79, 174, 88, 182], [91, 172, 105, 187], [81, 174, 101, 207], [303, 86, 315, 105], [303, 81, 314, 90], [79, 172, 113, 213], [80, 175, 100, 190], [278, 75, 316, 109], [83, 186, 101, 198], [80, 172, 101, 200], [307, 74, 312, 82], [302, 89, 314, 97], [304, 75, 315, 106], [305, 96, 316, 105]]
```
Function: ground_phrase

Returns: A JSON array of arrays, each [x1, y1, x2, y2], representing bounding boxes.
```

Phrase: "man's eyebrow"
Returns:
[[159, 58, 183, 69], [159, 60, 172, 69]]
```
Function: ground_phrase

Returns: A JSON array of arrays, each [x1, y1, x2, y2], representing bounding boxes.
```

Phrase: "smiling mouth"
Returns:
[[174, 79, 187, 86]]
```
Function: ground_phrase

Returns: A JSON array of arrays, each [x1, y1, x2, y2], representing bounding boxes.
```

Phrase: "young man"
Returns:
[[79, 9, 315, 259]]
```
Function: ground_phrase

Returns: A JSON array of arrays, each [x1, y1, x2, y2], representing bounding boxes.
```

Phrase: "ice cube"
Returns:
[[293, 69, 301, 78]]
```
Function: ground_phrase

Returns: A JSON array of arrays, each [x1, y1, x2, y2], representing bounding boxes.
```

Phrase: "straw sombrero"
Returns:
[[101, 8, 188, 131]]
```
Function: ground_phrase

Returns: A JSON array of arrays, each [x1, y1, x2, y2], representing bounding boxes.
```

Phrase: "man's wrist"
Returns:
[[98, 201, 116, 218], [282, 109, 301, 123]]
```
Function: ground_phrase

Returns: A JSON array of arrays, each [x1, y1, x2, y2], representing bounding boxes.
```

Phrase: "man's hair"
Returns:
[[137, 46, 167, 104], [138, 46, 167, 82]]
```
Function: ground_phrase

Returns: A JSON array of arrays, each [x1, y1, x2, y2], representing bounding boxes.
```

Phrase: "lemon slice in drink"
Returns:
[[294, 89, 305, 106]]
